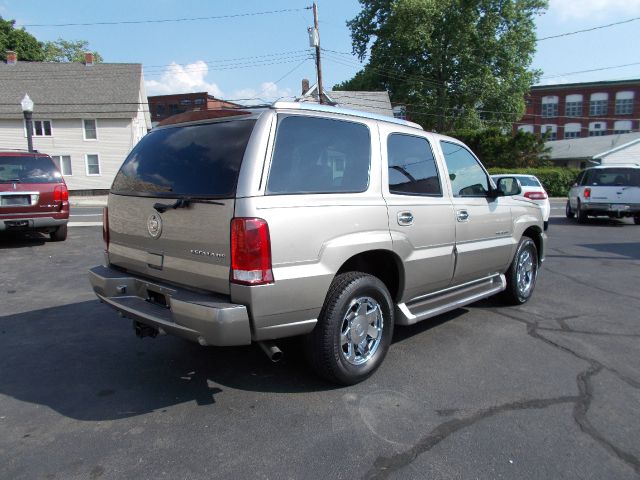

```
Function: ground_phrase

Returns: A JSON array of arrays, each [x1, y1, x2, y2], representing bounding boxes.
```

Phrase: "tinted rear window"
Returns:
[[585, 168, 640, 187], [514, 176, 541, 187], [267, 115, 370, 194], [111, 119, 256, 197], [0, 155, 61, 184]]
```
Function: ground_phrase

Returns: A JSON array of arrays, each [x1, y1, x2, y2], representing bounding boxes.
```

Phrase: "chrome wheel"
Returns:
[[516, 247, 535, 298], [340, 296, 384, 366]]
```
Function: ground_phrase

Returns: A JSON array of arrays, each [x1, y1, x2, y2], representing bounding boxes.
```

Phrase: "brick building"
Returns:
[[516, 79, 640, 140], [147, 92, 242, 126]]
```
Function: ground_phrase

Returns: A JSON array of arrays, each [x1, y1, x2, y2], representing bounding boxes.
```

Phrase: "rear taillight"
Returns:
[[584, 188, 591, 199], [230, 217, 274, 286], [102, 206, 109, 248], [524, 191, 548, 200], [53, 185, 69, 202]]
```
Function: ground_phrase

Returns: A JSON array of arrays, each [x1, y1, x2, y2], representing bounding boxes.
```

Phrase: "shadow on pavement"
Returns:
[[0, 300, 334, 421], [0, 232, 48, 248]]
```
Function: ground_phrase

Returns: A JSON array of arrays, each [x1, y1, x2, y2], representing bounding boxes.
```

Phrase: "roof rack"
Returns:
[[271, 101, 423, 130]]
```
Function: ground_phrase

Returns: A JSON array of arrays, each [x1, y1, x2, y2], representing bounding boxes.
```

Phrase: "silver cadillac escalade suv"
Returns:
[[89, 102, 545, 385]]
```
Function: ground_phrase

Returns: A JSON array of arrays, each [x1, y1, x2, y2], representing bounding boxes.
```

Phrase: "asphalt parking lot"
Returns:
[[1, 208, 639, 479]]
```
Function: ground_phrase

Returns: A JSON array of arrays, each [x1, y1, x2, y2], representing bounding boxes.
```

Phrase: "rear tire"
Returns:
[[304, 272, 394, 385], [576, 200, 588, 224], [502, 237, 538, 305], [50, 225, 67, 242], [565, 200, 574, 219]]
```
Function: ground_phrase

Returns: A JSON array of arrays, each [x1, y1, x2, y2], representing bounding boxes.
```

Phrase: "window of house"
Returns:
[[86, 154, 101, 175], [564, 123, 581, 139], [541, 96, 559, 118], [26, 120, 52, 137], [179, 99, 192, 106], [588, 122, 607, 137], [194, 98, 205, 105], [83, 119, 97, 140], [518, 124, 534, 134], [542, 124, 557, 141], [613, 120, 632, 134], [51, 155, 73, 176], [615, 91, 634, 115], [440, 141, 489, 197], [590, 93, 608, 116], [565, 94, 583, 117], [392, 105, 407, 120], [156, 104, 166, 117], [387, 134, 441, 196]]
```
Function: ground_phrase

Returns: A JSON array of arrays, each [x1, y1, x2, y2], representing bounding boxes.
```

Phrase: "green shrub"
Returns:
[[488, 167, 580, 197]]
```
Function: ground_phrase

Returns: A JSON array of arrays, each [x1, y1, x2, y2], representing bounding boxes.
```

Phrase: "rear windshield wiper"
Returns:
[[153, 197, 225, 213], [0, 178, 21, 183]]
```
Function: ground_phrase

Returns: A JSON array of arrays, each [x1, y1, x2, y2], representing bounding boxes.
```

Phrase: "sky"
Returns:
[[3, 0, 640, 104]]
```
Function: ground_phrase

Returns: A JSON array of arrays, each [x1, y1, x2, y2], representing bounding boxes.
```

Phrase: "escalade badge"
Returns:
[[147, 213, 163, 239]]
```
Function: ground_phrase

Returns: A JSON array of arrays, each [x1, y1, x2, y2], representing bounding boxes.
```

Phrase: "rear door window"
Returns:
[[387, 134, 441, 196], [267, 115, 370, 194], [111, 119, 256, 197]]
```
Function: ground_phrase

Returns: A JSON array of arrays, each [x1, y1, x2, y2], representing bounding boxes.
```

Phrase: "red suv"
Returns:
[[0, 151, 69, 241]]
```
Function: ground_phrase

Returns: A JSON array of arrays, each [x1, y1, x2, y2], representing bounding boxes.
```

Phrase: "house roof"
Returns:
[[0, 62, 144, 119], [298, 83, 394, 117], [546, 132, 640, 160]]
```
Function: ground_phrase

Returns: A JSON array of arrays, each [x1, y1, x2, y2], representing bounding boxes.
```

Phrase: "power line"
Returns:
[[537, 16, 640, 41], [20, 7, 311, 27], [539, 61, 640, 79]]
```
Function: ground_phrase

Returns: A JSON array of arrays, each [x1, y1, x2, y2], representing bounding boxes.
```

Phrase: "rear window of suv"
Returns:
[[111, 119, 256, 197], [0, 155, 61, 184]]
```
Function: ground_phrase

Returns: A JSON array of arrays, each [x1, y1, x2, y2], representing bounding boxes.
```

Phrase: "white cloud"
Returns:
[[230, 82, 294, 104], [145, 61, 224, 97], [548, 0, 640, 20]]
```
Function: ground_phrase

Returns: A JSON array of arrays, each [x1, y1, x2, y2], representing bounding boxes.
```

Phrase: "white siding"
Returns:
[[601, 142, 640, 165], [0, 117, 136, 190]]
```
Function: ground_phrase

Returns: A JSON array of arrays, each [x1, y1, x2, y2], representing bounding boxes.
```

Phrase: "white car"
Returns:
[[492, 174, 550, 230]]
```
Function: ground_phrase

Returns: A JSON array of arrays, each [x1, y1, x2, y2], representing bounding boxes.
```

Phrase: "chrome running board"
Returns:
[[395, 274, 506, 326]]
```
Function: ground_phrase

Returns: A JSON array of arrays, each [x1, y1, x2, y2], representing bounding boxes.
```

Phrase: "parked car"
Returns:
[[566, 165, 640, 224], [491, 174, 550, 230], [0, 151, 69, 241], [89, 102, 546, 385]]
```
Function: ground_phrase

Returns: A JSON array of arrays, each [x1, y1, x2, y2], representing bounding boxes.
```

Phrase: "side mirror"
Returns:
[[494, 177, 522, 197]]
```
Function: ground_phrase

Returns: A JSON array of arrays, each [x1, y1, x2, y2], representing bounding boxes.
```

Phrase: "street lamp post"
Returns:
[[21, 94, 34, 153]]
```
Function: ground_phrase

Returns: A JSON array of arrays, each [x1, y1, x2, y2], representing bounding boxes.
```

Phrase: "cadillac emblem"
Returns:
[[147, 212, 163, 239]]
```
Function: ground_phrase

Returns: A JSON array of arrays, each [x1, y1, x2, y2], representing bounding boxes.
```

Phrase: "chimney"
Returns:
[[302, 78, 310, 95], [6, 51, 17, 65], [84, 52, 94, 66]]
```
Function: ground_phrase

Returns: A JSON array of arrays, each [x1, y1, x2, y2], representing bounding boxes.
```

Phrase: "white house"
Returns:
[[546, 132, 640, 169], [0, 52, 151, 191]]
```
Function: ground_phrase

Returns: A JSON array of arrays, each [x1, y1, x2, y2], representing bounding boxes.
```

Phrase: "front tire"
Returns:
[[502, 237, 538, 305], [304, 272, 394, 385]]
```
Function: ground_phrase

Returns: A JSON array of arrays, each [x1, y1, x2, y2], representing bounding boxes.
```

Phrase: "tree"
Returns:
[[339, 0, 548, 132], [42, 39, 103, 63], [0, 16, 44, 61], [450, 127, 550, 168]]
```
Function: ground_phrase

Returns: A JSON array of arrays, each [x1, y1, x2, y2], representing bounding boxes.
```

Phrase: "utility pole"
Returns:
[[311, 2, 324, 104]]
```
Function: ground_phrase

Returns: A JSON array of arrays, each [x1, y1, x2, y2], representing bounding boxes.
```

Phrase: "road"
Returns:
[[1, 216, 639, 479]]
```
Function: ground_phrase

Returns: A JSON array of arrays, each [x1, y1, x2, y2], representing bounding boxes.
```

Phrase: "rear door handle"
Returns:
[[456, 209, 469, 222], [397, 211, 414, 226]]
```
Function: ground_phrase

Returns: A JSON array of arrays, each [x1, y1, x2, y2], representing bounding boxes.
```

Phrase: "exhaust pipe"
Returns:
[[134, 321, 158, 339], [258, 341, 283, 363]]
